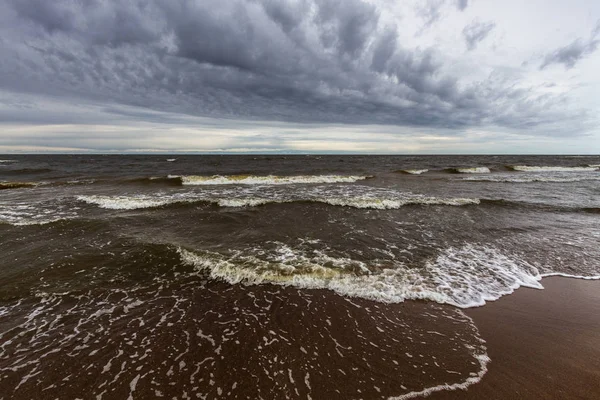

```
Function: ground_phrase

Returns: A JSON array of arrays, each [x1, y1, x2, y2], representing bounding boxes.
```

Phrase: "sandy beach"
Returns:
[[433, 277, 600, 399]]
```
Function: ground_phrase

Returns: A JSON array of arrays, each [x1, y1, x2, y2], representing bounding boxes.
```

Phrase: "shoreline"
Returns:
[[431, 276, 600, 399]]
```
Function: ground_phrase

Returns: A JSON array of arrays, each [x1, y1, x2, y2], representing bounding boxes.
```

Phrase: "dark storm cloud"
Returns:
[[541, 20, 600, 69], [462, 20, 495, 51], [0, 0, 593, 137]]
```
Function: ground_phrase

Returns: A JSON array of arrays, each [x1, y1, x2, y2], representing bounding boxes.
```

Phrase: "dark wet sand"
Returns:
[[432, 277, 600, 400]]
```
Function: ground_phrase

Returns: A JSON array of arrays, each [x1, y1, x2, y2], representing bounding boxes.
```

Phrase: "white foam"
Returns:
[[510, 165, 598, 172], [215, 198, 288, 207], [77, 193, 479, 211], [177, 244, 544, 308], [400, 169, 429, 175], [317, 196, 479, 209], [462, 175, 600, 183], [166, 159, 176, 162], [393, 353, 490, 399], [454, 167, 490, 174], [178, 175, 370, 185], [540, 272, 600, 280], [77, 195, 181, 210], [0, 202, 76, 226], [0, 159, 18, 163]]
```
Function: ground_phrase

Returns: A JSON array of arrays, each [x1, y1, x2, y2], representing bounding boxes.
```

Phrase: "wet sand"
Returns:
[[432, 277, 600, 399]]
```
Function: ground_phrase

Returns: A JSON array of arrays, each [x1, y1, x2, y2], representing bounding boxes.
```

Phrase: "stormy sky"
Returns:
[[1, 0, 599, 153]]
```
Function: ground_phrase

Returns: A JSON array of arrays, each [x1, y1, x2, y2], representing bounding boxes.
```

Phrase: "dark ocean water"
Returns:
[[1, 155, 599, 399]]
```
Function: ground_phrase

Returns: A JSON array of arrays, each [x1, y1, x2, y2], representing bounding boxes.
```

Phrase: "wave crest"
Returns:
[[0, 181, 38, 190], [76, 195, 184, 210], [448, 167, 490, 174], [397, 169, 429, 175], [178, 244, 545, 308], [174, 174, 371, 185], [507, 165, 599, 172], [77, 192, 480, 210], [463, 175, 600, 183]]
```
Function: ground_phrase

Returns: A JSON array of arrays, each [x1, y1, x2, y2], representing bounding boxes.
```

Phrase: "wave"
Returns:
[[76, 195, 186, 210], [541, 272, 600, 280], [125, 176, 183, 186], [0, 203, 76, 226], [463, 175, 600, 183], [315, 196, 479, 209], [0, 181, 38, 190], [397, 169, 429, 175], [0, 159, 18, 163], [0, 217, 71, 226], [447, 167, 490, 174], [1, 168, 53, 175], [507, 165, 599, 172], [173, 174, 372, 185], [77, 194, 586, 215], [77, 193, 480, 210], [177, 244, 548, 308]]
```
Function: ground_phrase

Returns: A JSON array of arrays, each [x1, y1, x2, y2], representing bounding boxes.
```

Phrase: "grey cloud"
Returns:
[[0, 0, 594, 138], [415, 0, 446, 30], [455, 0, 469, 11], [462, 20, 495, 51], [541, 21, 600, 69], [11, 0, 164, 46], [541, 39, 598, 69]]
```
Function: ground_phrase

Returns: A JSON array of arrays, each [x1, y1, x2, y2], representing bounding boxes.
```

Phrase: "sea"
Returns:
[[1, 154, 599, 399]]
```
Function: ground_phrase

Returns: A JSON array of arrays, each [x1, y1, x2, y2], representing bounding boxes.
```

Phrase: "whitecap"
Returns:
[[462, 175, 600, 183], [453, 167, 490, 174], [77, 192, 480, 210], [178, 244, 545, 308], [509, 165, 598, 172], [178, 174, 371, 185], [76, 195, 183, 210]]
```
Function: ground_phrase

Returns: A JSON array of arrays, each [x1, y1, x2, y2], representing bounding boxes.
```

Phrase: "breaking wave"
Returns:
[[172, 174, 372, 185], [0, 181, 38, 190], [397, 169, 429, 175], [177, 243, 554, 308], [77, 195, 180, 210], [507, 165, 599, 172], [77, 193, 480, 210], [463, 175, 600, 183], [448, 167, 491, 174]]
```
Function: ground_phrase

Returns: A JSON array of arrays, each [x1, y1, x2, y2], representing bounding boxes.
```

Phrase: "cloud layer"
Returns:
[[0, 0, 599, 152], [541, 22, 600, 69]]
